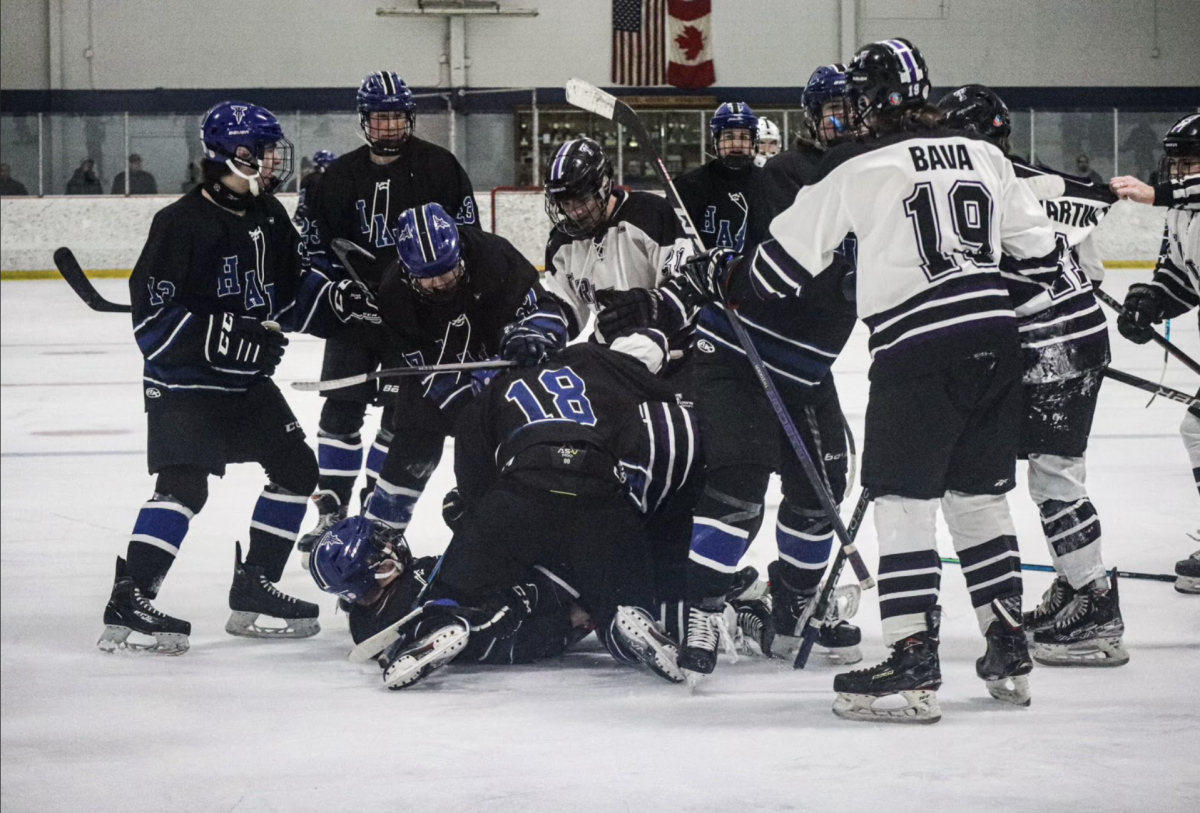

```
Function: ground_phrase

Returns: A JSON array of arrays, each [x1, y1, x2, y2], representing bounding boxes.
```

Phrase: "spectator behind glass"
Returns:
[[0, 163, 30, 196], [1075, 153, 1104, 185], [65, 159, 103, 195], [111, 154, 158, 195]]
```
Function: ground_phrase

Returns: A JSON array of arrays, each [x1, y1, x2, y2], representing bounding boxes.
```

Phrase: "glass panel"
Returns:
[[514, 108, 617, 188], [1009, 109, 1032, 164], [289, 112, 361, 193], [462, 112, 515, 191], [1031, 110, 1114, 182], [44, 114, 127, 196], [1117, 110, 1191, 183], [0, 114, 41, 196], [125, 113, 203, 196]]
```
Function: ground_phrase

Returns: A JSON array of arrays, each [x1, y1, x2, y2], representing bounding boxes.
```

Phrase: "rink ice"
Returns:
[[2, 276, 1197, 813]]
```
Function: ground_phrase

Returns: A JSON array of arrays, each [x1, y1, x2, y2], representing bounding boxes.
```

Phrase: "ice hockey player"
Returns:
[[301, 149, 337, 195], [754, 117, 782, 167], [939, 84, 1128, 667], [542, 137, 697, 377], [674, 102, 769, 254], [98, 102, 381, 655], [297, 71, 479, 557], [677, 38, 1076, 723], [356, 202, 568, 547], [1113, 113, 1200, 593]]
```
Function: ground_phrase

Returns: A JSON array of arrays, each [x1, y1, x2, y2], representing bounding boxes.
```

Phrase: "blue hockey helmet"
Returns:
[[310, 515, 410, 603], [802, 64, 854, 147], [357, 71, 417, 156], [394, 203, 465, 300], [200, 101, 294, 194], [710, 102, 759, 168], [312, 149, 338, 169]]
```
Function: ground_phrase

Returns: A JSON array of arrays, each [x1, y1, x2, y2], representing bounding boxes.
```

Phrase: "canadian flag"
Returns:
[[666, 0, 714, 89]]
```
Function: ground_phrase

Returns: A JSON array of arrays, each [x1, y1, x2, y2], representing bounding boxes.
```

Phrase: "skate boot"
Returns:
[[97, 557, 191, 655], [1032, 571, 1128, 666], [1176, 549, 1200, 594], [768, 560, 862, 665], [832, 607, 942, 725], [1023, 576, 1075, 636], [612, 605, 685, 684], [382, 611, 471, 690], [678, 598, 733, 688], [976, 594, 1033, 706], [226, 542, 320, 639], [296, 490, 346, 571]]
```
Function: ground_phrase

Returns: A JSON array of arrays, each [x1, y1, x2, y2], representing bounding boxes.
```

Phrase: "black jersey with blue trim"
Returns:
[[674, 160, 769, 252]]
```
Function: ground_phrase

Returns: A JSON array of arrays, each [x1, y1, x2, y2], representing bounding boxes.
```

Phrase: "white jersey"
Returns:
[[1147, 205, 1200, 328], [750, 129, 1060, 376]]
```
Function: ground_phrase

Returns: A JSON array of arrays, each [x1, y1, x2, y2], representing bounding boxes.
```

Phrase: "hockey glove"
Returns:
[[329, 279, 382, 325], [1117, 284, 1164, 345], [470, 582, 538, 640], [595, 287, 662, 339], [205, 313, 288, 376], [499, 323, 563, 367], [674, 248, 740, 306], [442, 488, 466, 533]]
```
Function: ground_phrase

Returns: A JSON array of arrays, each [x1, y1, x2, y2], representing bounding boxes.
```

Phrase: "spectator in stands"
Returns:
[[65, 159, 103, 195], [1075, 153, 1104, 185], [111, 154, 158, 195], [0, 163, 30, 196]]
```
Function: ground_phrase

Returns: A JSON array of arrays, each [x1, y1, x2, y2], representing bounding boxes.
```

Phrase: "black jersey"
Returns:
[[375, 227, 565, 366], [130, 186, 338, 398], [300, 139, 478, 287], [674, 160, 769, 253], [347, 555, 439, 644], [454, 344, 698, 516], [757, 142, 824, 222]]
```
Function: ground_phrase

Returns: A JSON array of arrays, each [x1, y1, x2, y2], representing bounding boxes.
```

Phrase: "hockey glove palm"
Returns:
[[1117, 284, 1164, 344], [499, 323, 563, 367], [205, 313, 288, 376], [673, 248, 740, 306], [330, 279, 382, 325], [595, 287, 662, 339]]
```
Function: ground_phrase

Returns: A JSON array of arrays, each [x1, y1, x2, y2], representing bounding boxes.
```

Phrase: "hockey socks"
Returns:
[[1038, 497, 1106, 589], [942, 492, 1023, 635], [365, 477, 422, 532], [126, 496, 193, 597], [317, 431, 363, 508], [245, 485, 309, 582], [363, 429, 392, 508], [774, 505, 834, 594], [874, 497, 943, 644]]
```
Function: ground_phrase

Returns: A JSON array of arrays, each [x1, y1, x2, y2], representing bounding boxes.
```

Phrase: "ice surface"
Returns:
[[2, 276, 1197, 813]]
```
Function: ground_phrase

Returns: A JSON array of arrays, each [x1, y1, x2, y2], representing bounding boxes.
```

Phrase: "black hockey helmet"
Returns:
[[846, 38, 931, 130], [937, 84, 1012, 152], [544, 137, 614, 238], [1160, 113, 1200, 183]]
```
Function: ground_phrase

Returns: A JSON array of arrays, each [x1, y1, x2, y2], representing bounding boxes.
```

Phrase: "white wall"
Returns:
[[2, 0, 1197, 91]]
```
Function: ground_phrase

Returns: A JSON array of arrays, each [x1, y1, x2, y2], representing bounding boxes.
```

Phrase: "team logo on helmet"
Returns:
[[231, 105, 248, 124], [396, 224, 415, 243], [888, 92, 903, 106]]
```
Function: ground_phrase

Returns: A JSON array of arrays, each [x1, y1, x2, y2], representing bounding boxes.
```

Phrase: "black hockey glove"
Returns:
[[499, 323, 563, 367], [442, 488, 466, 533], [674, 247, 740, 306], [470, 583, 538, 640], [204, 313, 288, 376], [329, 279, 381, 325], [595, 287, 662, 339], [1117, 284, 1164, 345]]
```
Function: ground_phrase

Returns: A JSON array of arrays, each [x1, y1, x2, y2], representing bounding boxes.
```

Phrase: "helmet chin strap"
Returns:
[[204, 158, 261, 211]]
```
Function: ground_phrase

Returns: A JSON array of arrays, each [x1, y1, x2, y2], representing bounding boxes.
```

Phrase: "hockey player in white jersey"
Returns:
[[939, 85, 1128, 667], [677, 38, 1073, 723], [1113, 113, 1200, 593], [754, 117, 782, 167]]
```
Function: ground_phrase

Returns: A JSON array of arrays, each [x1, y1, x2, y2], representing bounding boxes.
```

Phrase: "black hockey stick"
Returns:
[[1094, 288, 1200, 376], [941, 558, 1175, 584], [53, 247, 132, 313], [291, 359, 518, 392], [330, 238, 376, 291], [565, 78, 876, 591], [794, 488, 872, 669], [1104, 367, 1200, 408]]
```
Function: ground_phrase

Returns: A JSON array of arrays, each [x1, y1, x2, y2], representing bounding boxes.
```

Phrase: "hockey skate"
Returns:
[[767, 561, 862, 665], [296, 490, 346, 571], [97, 557, 191, 655], [226, 542, 320, 639], [1032, 571, 1128, 667], [1023, 576, 1075, 637], [977, 595, 1033, 706], [382, 613, 470, 690], [613, 605, 685, 684], [832, 607, 942, 725], [1175, 549, 1200, 594], [678, 599, 737, 688]]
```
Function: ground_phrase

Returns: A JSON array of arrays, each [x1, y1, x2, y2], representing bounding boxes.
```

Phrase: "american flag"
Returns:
[[612, 0, 666, 86]]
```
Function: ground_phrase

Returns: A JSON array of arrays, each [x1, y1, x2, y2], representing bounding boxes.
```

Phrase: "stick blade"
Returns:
[[565, 78, 617, 120], [53, 246, 132, 313]]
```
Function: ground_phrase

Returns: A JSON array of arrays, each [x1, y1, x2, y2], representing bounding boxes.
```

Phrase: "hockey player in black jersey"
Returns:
[[542, 137, 697, 376], [296, 71, 479, 555], [678, 39, 1073, 722], [1114, 114, 1200, 594], [98, 102, 381, 655], [940, 84, 1128, 667], [354, 202, 568, 545]]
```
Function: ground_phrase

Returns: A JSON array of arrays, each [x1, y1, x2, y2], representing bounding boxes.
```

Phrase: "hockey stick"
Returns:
[[330, 238, 375, 291], [1094, 288, 1200, 376], [940, 558, 1175, 584], [291, 358, 519, 393], [1104, 367, 1200, 408], [566, 77, 875, 591], [794, 488, 872, 669], [53, 247, 132, 313], [348, 605, 425, 663]]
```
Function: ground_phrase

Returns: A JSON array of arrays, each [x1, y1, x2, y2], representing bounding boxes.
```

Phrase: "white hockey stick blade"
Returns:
[[348, 606, 425, 663], [292, 371, 374, 393], [565, 78, 617, 120]]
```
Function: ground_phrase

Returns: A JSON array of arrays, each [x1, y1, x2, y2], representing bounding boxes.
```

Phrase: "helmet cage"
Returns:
[[544, 138, 615, 238], [1159, 113, 1200, 184], [710, 103, 759, 168], [357, 71, 417, 156]]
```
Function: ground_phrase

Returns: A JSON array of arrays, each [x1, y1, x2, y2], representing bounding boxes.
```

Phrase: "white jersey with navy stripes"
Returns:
[[751, 129, 1060, 374], [1147, 205, 1200, 327]]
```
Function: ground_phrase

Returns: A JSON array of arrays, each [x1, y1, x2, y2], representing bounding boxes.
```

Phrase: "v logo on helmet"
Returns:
[[231, 106, 248, 125]]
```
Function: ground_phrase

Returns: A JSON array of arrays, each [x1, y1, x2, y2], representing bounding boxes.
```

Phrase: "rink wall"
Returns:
[[0, 191, 1167, 279]]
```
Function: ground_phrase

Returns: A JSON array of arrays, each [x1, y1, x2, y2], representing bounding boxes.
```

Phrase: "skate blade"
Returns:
[[225, 611, 320, 639], [985, 675, 1032, 707], [97, 625, 189, 656], [384, 626, 469, 690], [1031, 637, 1129, 667], [683, 670, 706, 692], [1174, 576, 1200, 594], [614, 608, 685, 684], [832, 690, 941, 725]]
